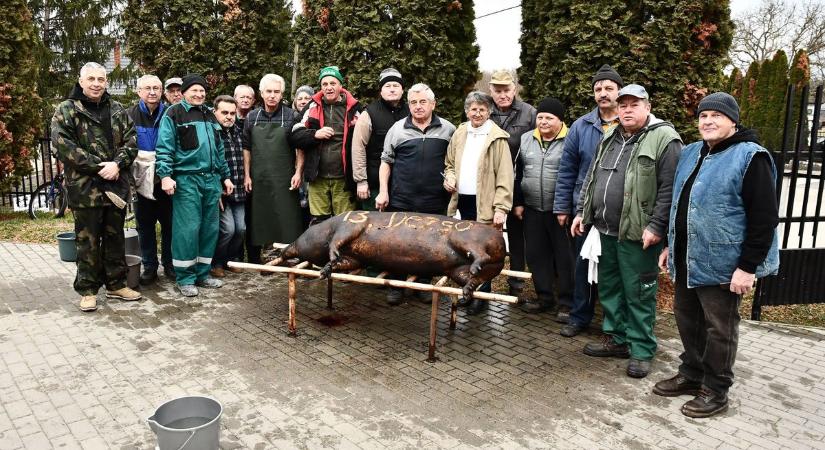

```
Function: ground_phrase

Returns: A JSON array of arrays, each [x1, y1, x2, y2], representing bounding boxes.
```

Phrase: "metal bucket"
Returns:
[[147, 396, 222, 450], [125, 255, 142, 289], [56, 231, 77, 262], [124, 228, 140, 257]]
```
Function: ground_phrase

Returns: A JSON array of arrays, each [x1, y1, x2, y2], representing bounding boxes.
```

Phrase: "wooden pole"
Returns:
[[228, 262, 520, 304], [450, 296, 458, 330], [428, 277, 448, 362], [288, 273, 297, 336]]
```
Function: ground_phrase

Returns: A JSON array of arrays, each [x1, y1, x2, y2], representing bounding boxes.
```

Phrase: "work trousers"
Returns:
[[598, 233, 661, 361], [522, 208, 574, 307], [73, 206, 127, 295], [171, 173, 222, 286], [135, 183, 173, 270], [568, 232, 598, 327], [674, 256, 741, 395]]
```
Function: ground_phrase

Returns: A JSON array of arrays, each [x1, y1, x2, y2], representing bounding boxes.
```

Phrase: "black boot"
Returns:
[[522, 298, 554, 314], [652, 373, 702, 397], [466, 299, 488, 315], [681, 388, 729, 418], [139, 267, 157, 285]]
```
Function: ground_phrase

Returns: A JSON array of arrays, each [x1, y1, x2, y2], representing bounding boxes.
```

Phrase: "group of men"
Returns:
[[53, 60, 778, 419]]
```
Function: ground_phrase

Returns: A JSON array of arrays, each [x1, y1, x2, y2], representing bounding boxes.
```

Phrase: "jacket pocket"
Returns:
[[177, 124, 199, 151]]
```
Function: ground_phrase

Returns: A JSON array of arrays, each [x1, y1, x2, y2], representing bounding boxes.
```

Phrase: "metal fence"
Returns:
[[0, 137, 58, 213], [752, 83, 825, 319]]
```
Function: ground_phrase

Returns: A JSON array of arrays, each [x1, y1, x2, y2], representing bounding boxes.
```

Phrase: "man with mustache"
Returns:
[[571, 84, 682, 379], [554, 64, 622, 334]]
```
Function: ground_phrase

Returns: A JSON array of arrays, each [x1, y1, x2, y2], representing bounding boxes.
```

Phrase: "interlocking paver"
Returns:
[[1, 242, 824, 448]]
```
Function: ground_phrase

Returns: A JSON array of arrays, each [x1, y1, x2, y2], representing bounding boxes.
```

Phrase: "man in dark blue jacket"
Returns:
[[127, 74, 172, 285], [553, 64, 622, 335]]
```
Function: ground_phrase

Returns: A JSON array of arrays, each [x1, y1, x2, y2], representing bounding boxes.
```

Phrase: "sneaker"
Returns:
[[163, 265, 177, 280], [178, 284, 199, 297], [195, 277, 224, 288], [583, 335, 630, 358], [626, 358, 651, 378], [560, 323, 586, 337], [387, 288, 404, 306], [681, 388, 729, 418], [106, 287, 142, 301], [555, 305, 571, 324], [210, 267, 226, 278], [139, 268, 158, 285], [104, 191, 127, 209], [79, 295, 98, 312], [652, 373, 702, 397]]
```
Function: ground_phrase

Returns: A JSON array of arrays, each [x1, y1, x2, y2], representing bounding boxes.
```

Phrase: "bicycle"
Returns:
[[28, 159, 68, 219]]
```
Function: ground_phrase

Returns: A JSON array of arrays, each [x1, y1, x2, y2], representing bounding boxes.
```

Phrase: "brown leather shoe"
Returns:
[[681, 388, 728, 418], [210, 267, 225, 278], [106, 287, 142, 301], [583, 335, 630, 358], [653, 373, 702, 397], [79, 295, 98, 312]]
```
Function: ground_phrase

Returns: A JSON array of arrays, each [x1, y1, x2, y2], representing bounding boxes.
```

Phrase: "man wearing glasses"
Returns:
[[571, 84, 682, 379], [127, 74, 174, 284]]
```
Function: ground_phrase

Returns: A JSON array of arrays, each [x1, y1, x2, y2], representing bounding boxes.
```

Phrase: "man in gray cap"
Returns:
[[352, 68, 408, 211], [555, 64, 622, 334], [571, 83, 682, 379], [164, 77, 183, 105], [488, 69, 536, 299], [653, 92, 778, 418]]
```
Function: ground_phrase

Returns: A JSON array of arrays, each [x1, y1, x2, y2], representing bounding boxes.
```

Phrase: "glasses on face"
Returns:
[[141, 86, 162, 92]]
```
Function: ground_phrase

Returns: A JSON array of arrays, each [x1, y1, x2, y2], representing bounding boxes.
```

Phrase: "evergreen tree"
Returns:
[[122, 0, 293, 96], [294, 0, 479, 123], [787, 49, 811, 151], [756, 51, 789, 151], [738, 61, 760, 126], [0, 0, 41, 191], [28, 0, 119, 103], [519, 0, 733, 140]]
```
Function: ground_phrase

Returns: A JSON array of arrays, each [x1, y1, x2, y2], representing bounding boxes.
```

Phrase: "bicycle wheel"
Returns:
[[28, 182, 67, 219]]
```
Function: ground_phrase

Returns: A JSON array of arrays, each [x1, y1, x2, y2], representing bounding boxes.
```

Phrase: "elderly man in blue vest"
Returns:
[[572, 84, 682, 379], [653, 92, 779, 418]]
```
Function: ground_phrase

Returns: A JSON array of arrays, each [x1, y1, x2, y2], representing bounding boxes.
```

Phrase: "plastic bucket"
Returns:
[[56, 232, 77, 262], [124, 228, 140, 257], [148, 396, 222, 450], [125, 255, 142, 289]]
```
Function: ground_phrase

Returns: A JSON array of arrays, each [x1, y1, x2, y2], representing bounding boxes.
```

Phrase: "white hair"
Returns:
[[258, 74, 285, 92], [234, 85, 254, 97], [79, 62, 106, 79], [407, 83, 435, 102], [136, 74, 161, 89]]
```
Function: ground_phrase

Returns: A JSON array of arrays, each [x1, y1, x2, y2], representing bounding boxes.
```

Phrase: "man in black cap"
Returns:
[[155, 74, 235, 297], [512, 98, 575, 315], [653, 92, 779, 418], [554, 64, 623, 333], [352, 68, 408, 211]]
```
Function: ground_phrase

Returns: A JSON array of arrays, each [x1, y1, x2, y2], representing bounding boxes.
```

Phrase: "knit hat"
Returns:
[[318, 66, 344, 83], [537, 97, 565, 122], [180, 74, 208, 93], [697, 92, 740, 124], [592, 64, 623, 88], [295, 85, 315, 98], [378, 68, 403, 89]]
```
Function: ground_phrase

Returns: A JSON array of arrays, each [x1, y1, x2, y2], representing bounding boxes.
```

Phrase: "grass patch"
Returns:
[[0, 211, 75, 243]]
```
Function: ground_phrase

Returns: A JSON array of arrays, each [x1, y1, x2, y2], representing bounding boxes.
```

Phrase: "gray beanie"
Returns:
[[295, 85, 315, 98], [697, 92, 740, 124]]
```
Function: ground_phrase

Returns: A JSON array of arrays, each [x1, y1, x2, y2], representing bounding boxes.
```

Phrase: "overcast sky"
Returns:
[[291, 0, 758, 71]]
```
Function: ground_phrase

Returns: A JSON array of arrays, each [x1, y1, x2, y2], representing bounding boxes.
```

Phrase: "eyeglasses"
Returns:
[[141, 86, 162, 92]]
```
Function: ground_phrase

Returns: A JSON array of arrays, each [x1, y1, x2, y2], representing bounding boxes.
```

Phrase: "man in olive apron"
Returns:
[[242, 74, 304, 259]]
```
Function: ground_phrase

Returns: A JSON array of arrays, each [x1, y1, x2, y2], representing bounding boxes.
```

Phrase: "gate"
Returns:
[[752, 83, 825, 319]]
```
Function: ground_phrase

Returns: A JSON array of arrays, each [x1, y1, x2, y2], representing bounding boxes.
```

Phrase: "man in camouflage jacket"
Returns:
[[51, 62, 142, 312]]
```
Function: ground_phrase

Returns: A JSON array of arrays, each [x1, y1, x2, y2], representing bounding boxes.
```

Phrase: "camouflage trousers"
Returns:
[[73, 206, 127, 295]]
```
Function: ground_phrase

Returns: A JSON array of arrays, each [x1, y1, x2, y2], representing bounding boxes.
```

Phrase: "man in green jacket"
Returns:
[[51, 62, 142, 312], [571, 84, 682, 378], [156, 74, 234, 297]]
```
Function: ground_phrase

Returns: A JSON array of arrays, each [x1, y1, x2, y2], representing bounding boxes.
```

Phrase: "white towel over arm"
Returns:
[[580, 227, 601, 284]]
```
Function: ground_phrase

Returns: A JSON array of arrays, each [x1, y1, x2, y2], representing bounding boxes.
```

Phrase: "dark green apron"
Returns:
[[250, 120, 303, 246]]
